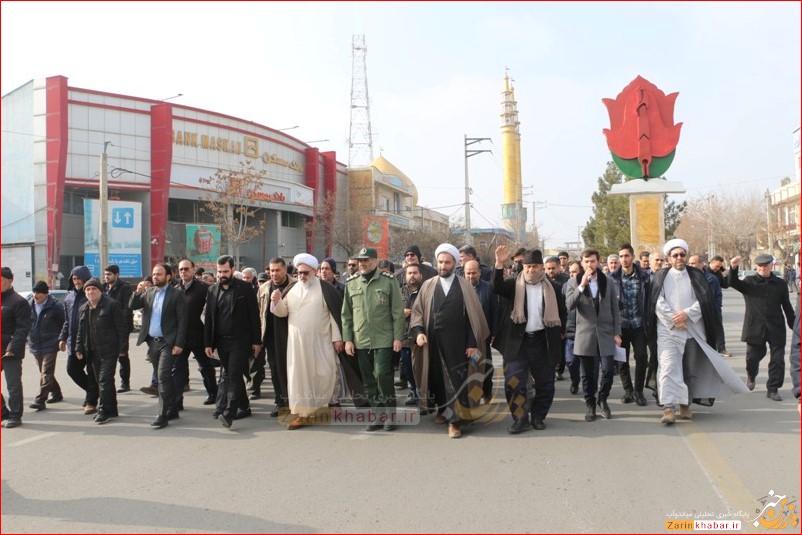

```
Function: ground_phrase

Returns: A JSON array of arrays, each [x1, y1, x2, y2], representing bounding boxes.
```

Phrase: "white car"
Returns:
[[132, 309, 142, 332]]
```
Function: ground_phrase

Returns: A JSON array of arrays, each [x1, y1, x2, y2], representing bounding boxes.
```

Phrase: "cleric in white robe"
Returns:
[[271, 253, 344, 429], [648, 239, 749, 424]]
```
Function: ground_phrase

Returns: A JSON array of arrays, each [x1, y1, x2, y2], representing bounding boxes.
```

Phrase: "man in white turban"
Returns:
[[410, 243, 489, 438], [649, 240, 748, 424], [271, 253, 344, 429]]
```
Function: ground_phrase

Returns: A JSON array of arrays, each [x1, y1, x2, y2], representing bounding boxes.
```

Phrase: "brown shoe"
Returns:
[[139, 385, 159, 396], [678, 405, 693, 420], [83, 404, 97, 415], [287, 416, 308, 430], [448, 423, 461, 438], [434, 414, 447, 425], [660, 408, 675, 425]]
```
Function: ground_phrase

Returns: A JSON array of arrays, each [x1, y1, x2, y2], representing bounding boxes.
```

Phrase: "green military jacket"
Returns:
[[342, 269, 405, 349]]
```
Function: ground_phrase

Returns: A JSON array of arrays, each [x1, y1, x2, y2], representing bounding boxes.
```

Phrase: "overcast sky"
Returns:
[[3, 1, 800, 247]]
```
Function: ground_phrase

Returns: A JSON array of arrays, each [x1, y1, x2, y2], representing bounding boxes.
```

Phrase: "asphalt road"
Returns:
[[2, 290, 800, 533]]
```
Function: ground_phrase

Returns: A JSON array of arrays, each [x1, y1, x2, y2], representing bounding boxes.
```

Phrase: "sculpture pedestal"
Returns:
[[610, 179, 686, 253]]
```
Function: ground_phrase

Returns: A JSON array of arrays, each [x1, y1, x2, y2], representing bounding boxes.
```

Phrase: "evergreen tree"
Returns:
[[582, 161, 686, 256], [582, 162, 630, 257]]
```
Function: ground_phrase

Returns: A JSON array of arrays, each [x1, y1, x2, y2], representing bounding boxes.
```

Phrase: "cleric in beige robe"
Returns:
[[271, 254, 344, 429], [410, 243, 490, 438]]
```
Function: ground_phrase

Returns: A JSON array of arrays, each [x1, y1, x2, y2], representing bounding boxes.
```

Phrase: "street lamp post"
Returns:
[[99, 141, 111, 274], [464, 135, 492, 245]]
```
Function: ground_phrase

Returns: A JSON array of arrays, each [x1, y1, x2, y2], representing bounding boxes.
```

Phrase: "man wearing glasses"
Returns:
[[393, 245, 437, 287], [272, 253, 345, 429], [649, 239, 747, 424]]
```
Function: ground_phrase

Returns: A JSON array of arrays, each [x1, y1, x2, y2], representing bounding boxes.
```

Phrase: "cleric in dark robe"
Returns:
[[648, 239, 749, 424], [410, 243, 489, 439]]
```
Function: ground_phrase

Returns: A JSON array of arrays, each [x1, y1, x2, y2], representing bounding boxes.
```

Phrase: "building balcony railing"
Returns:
[[375, 209, 414, 229], [375, 174, 414, 195]]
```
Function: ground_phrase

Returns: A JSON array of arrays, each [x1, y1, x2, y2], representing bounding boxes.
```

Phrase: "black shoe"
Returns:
[[507, 419, 529, 434], [116, 383, 130, 393], [531, 417, 546, 431], [203, 395, 216, 405], [598, 400, 612, 419], [556, 372, 564, 381], [327, 402, 341, 408], [29, 401, 46, 411], [150, 415, 168, 429], [404, 396, 419, 406], [747, 375, 755, 391], [570, 382, 579, 395], [5, 418, 22, 428], [218, 412, 233, 428], [94, 411, 113, 425], [212, 410, 222, 419], [166, 409, 180, 421], [47, 393, 63, 403], [621, 391, 635, 404], [585, 405, 596, 422], [767, 391, 782, 402], [383, 423, 397, 431], [270, 404, 281, 417], [235, 408, 252, 420], [1, 409, 8, 421], [635, 391, 647, 406], [249, 390, 261, 401], [366, 424, 383, 432]]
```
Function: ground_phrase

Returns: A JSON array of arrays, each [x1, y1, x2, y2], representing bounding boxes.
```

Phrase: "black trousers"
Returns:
[[746, 338, 786, 391], [184, 344, 218, 398], [503, 331, 555, 422], [118, 354, 131, 386], [249, 346, 266, 392], [578, 352, 613, 406], [265, 346, 288, 406], [214, 338, 251, 416], [148, 337, 178, 415], [88, 353, 118, 416], [67, 352, 98, 406], [618, 326, 648, 393], [2, 357, 23, 419]]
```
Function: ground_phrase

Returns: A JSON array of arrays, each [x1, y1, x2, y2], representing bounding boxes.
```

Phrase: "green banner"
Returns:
[[186, 224, 221, 266]]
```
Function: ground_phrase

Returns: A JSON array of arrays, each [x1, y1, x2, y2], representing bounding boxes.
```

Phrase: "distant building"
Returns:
[[1, 76, 346, 287], [347, 155, 449, 242], [766, 128, 800, 266]]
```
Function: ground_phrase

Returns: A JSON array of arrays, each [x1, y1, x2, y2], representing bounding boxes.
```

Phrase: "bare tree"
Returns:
[[674, 191, 765, 263], [199, 161, 266, 269], [306, 191, 363, 259]]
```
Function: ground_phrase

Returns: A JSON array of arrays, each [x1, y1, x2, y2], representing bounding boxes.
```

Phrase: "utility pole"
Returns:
[[464, 135, 492, 245], [99, 142, 111, 274], [765, 189, 772, 251]]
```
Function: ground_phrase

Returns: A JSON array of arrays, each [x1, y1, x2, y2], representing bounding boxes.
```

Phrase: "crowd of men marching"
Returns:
[[2, 238, 800, 436]]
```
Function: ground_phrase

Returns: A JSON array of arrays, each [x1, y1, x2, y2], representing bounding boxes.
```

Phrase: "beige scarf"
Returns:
[[511, 271, 561, 327]]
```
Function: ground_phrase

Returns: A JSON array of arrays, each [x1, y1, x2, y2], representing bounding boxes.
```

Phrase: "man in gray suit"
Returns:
[[130, 263, 188, 429], [565, 248, 622, 422]]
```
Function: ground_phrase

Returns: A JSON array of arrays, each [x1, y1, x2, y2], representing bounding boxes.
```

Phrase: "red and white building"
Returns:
[[2, 76, 347, 288]]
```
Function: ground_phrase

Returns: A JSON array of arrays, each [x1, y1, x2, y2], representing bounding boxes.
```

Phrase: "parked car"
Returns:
[[738, 270, 782, 280], [18, 290, 69, 304], [132, 309, 142, 332]]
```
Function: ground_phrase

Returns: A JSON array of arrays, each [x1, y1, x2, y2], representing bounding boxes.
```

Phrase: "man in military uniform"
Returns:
[[342, 247, 405, 432]]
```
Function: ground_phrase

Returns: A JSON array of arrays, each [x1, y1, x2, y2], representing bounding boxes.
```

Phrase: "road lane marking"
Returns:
[[8, 432, 58, 447], [680, 420, 757, 516]]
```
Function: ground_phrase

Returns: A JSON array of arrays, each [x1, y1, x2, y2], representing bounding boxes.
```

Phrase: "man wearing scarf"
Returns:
[[649, 239, 749, 424], [272, 253, 346, 429], [491, 246, 566, 434], [410, 243, 490, 439], [565, 248, 622, 422]]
